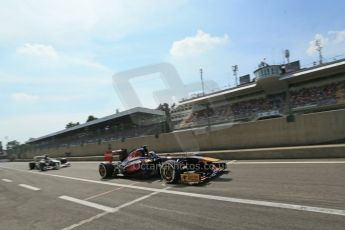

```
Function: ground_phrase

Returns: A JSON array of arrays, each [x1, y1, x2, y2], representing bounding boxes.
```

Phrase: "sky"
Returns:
[[1, 0, 345, 144]]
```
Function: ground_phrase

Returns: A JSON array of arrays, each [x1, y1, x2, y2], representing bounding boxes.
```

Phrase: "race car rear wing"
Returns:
[[104, 149, 128, 162]]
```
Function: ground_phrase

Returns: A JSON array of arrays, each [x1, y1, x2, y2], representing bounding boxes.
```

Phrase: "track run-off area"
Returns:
[[1, 159, 345, 230]]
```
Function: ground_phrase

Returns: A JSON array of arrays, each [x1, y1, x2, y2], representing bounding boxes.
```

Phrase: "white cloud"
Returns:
[[16, 43, 58, 59], [306, 30, 345, 57], [11, 92, 39, 103], [306, 34, 328, 56], [329, 30, 345, 43], [0, 0, 186, 44], [0, 72, 110, 86], [67, 56, 111, 72], [15, 43, 111, 72], [170, 30, 229, 57]]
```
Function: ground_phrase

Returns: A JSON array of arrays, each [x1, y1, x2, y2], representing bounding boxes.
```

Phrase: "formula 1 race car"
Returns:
[[99, 146, 227, 184], [29, 155, 71, 171]]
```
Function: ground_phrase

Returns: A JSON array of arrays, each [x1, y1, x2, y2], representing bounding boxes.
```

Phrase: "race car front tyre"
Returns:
[[29, 162, 35, 170], [99, 163, 114, 179], [54, 162, 61, 170], [160, 160, 180, 184]]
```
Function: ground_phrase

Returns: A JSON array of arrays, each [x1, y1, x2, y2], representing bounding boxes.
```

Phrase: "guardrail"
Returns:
[[13, 143, 345, 161]]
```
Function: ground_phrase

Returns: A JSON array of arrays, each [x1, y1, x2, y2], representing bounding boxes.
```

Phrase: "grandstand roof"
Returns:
[[178, 58, 345, 106], [281, 59, 345, 82], [28, 107, 165, 143], [178, 83, 258, 105]]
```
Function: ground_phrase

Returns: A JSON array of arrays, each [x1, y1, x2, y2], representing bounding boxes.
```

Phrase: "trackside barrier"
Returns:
[[14, 144, 345, 161], [195, 144, 345, 160]]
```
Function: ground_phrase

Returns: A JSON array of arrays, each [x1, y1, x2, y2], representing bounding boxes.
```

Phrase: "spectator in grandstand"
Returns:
[[290, 83, 337, 108]]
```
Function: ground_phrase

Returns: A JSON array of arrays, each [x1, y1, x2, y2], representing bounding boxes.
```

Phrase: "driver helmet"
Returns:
[[142, 145, 148, 155]]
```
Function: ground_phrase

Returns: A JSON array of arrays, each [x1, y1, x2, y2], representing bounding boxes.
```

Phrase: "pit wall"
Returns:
[[23, 109, 345, 159]]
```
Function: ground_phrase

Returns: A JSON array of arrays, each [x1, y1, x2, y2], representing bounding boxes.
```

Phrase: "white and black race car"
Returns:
[[29, 155, 71, 171]]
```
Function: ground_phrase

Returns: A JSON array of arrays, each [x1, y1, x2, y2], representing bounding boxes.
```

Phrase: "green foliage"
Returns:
[[6, 140, 22, 159], [65, 122, 80, 129], [5, 140, 33, 159], [86, 115, 98, 122], [157, 103, 172, 132], [6, 140, 20, 151]]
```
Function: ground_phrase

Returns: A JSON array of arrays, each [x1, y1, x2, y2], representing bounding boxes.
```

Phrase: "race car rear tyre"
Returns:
[[29, 162, 35, 170], [160, 160, 180, 184], [59, 158, 67, 164], [39, 163, 47, 171], [99, 163, 114, 179]]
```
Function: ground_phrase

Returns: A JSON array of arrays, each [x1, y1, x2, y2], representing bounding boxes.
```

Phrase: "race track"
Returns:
[[1, 159, 345, 230]]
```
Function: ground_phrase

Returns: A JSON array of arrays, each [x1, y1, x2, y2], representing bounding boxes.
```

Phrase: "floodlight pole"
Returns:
[[200, 68, 205, 96], [284, 49, 290, 64], [200, 68, 211, 130], [232, 65, 238, 86], [315, 39, 323, 65]]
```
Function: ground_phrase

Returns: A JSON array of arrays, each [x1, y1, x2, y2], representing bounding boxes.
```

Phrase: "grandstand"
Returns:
[[171, 58, 345, 129], [28, 107, 166, 151]]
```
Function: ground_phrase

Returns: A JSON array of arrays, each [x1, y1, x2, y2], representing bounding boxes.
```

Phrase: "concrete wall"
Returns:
[[23, 109, 345, 158], [197, 144, 345, 160]]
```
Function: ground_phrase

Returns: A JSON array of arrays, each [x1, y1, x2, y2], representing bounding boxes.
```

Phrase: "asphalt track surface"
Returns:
[[1, 159, 345, 230]]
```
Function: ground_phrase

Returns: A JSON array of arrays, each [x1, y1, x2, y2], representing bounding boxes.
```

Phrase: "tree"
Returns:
[[4, 140, 32, 160], [157, 103, 172, 132], [6, 140, 20, 159], [65, 122, 80, 129], [0, 141, 3, 156], [86, 115, 98, 122], [6, 140, 20, 151]]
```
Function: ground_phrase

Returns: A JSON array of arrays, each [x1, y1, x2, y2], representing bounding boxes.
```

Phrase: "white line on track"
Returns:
[[84, 182, 139, 201], [39, 160, 345, 164], [2, 179, 12, 182], [2, 166, 345, 217], [59, 196, 116, 212], [61, 187, 170, 230], [234, 161, 345, 164], [18, 184, 41, 191], [139, 203, 223, 222], [61, 211, 108, 230]]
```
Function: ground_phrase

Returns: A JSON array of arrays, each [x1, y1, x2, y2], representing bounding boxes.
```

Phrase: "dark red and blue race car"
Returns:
[[98, 146, 227, 184]]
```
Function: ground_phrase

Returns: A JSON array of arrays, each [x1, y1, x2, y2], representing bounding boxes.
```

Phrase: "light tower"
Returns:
[[200, 68, 205, 96], [284, 49, 290, 64], [315, 39, 323, 65], [232, 65, 238, 86]]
